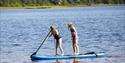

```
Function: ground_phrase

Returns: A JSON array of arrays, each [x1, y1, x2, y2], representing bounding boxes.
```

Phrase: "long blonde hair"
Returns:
[[68, 22, 75, 30], [67, 22, 78, 36], [50, 25, 58, 36]]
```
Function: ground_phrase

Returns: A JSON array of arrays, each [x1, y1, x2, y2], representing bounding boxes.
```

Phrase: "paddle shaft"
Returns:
[[32, 31, 51, 55]]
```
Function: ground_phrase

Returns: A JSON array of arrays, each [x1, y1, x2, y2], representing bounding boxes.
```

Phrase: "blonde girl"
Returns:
[[68, 22, 79, 55], [49, 25, 64, 55]]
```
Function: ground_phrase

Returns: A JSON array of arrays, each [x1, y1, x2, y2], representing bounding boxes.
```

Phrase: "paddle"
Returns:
[[84, 52, 98, 57], [31, 30, 51, 56]]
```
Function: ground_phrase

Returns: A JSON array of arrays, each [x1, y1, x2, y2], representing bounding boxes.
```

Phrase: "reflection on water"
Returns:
[[54, 59, 80, 63], [55, 59, 64, 63], [73, 59, 80, 63]]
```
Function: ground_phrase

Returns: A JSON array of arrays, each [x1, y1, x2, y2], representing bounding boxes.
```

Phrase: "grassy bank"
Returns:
[[0, 4, 114, 9], [0, 6, 67, 9]]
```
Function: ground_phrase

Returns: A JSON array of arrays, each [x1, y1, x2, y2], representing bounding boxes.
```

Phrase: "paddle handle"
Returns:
[[32, 31, 51, 55]]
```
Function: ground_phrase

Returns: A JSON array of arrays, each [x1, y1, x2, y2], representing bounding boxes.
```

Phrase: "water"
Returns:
[[0, 5, 125, 63]]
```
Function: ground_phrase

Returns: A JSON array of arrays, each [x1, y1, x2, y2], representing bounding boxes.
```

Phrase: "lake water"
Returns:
[[0, 5, 125, 63]]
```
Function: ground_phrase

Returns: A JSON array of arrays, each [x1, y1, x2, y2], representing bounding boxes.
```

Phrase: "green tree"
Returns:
[[0, 0, 125, 7]]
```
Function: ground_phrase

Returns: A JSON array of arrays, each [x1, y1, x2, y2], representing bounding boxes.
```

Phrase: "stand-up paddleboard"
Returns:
[[31, 52, 105, 60]]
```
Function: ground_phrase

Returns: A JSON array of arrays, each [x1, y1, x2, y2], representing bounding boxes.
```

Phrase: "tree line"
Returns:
[[0, 0, 124, 7]]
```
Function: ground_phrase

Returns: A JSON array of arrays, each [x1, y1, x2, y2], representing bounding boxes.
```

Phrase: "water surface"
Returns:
[[0, 5, 125, 63]]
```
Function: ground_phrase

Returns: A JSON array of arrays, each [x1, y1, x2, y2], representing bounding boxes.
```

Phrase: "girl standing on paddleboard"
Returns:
[[49, 25, 64, 55], [68, 22, 79, 55]]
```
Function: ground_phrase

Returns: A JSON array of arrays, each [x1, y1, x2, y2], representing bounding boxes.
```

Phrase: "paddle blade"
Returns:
[[31, 52, 37, 58], [84, 52, 98, 57], [84, 52, 95, 54]]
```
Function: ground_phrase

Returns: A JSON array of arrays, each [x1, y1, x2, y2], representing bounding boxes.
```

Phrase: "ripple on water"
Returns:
[[2, 62, 9, 63], [7, 51, 13, 53], [11, 43, 22, 46], [30, 34, 41, 40]]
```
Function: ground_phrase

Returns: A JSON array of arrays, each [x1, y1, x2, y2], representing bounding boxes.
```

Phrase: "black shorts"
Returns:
[[54, 35, 61, 40]]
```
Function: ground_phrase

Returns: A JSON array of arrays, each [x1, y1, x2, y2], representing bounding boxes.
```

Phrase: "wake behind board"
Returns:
[[31, 52, 105, 60]]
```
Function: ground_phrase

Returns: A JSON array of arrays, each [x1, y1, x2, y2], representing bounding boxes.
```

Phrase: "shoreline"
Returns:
[[0, 4, 123, 9]]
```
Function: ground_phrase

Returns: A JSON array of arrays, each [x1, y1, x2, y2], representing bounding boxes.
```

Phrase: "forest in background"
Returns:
[[0, 0, 125, 7]]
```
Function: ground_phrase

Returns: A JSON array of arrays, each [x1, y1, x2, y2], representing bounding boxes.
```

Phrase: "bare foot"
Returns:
[[61, 54, 64, 56], [55, 54, 60, 56]]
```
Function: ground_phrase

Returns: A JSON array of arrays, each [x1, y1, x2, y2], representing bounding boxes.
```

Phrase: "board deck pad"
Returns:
[[31, 53, 105, 60]]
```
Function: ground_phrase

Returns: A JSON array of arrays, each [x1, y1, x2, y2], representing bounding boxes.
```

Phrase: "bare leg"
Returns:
[[56, 40, 59, 55], [75, 40, 79, 54], [75, 44, 79, 54], [73, 42, 76, 55], [59, 38, 64, 55], [73, 40, 79, 55]]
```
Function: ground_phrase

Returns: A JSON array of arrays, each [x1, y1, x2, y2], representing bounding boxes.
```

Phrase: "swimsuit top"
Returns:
[[51, 30, 61, 39], [70, 28, 75, 32]]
